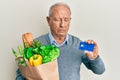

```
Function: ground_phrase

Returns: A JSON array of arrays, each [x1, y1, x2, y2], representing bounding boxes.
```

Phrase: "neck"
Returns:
[[52, 34, 66, 44], [56, 37, 66, 44]]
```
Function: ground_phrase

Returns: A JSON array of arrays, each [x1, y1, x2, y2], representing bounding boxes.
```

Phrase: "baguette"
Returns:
[[22, 32, 33, 47]]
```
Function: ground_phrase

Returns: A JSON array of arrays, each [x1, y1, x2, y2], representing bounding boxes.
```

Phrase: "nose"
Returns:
[[60, 19, 65, 27]]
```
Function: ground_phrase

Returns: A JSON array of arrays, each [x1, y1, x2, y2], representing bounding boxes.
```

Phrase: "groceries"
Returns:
[[12, 32, 60, 66]]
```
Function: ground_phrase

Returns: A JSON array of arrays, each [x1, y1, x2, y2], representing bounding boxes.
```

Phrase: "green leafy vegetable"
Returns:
[[39, 45, 60, 63]]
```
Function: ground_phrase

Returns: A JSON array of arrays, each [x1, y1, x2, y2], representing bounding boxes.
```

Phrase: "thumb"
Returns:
[[84, 51, 93, 58]]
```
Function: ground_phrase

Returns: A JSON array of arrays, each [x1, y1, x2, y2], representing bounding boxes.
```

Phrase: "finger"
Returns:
[[85, 40, 94, 44], [85, 51, 98, 59], [84, 51, 93, 58]]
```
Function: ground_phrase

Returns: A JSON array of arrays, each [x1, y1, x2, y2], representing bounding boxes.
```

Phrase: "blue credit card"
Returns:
[[79, 41, 95, 52]]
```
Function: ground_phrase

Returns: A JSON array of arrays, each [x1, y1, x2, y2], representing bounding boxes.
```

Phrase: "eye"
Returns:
[[54, 18, 61, 22], [64, 18, 71, 22]]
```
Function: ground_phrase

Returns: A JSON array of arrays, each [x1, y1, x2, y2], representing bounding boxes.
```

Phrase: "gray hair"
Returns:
[[48, 2, 71, 17]]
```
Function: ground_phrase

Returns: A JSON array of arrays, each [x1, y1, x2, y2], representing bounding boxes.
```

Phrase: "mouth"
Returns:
[[58, 30, 66, 33], [58, 29, 66, 32]]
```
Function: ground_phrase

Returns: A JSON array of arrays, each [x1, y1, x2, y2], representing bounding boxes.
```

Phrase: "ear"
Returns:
[[46, 16, 50, 24]]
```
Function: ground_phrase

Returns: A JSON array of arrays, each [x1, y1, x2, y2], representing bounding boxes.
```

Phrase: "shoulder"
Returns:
[[68, 34, 82, 46], [34, 33, 48, 40], [68, 34, 82, 42], [34, 33, 50, 45]]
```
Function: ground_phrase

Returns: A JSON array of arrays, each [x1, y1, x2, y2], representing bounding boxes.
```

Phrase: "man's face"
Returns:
[[47, 6, 71, 38]]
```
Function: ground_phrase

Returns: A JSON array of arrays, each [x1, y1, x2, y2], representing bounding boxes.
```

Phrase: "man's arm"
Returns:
[[16, 69, 26, 80], [82, 55, 105, 74]]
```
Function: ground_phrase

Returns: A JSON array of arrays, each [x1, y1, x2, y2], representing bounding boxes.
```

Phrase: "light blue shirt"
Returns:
[[48, 33, 69, 47]]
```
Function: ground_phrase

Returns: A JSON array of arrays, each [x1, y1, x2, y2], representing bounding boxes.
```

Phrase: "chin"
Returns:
[[58, 33, 67, 37]]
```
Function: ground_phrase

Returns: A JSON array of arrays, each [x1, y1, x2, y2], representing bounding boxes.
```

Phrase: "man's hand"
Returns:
[[84, 40, 98, 60]]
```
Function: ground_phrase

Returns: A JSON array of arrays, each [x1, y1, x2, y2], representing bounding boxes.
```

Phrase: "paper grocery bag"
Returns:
[[20, 32, 59, 80], [16, 57, 59, 80]]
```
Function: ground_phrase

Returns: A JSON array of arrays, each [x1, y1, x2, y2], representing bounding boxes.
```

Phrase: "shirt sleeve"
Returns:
[[16, 69, 26, 80], [82, 55, 105, 74]]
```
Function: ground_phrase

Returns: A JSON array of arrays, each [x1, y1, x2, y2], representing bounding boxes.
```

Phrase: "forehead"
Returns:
[[51, 6, 71, 18]]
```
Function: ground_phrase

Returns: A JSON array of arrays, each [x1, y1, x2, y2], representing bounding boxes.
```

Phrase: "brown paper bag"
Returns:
[[18, 32, 59, 80], [16, 57, 59, 80]]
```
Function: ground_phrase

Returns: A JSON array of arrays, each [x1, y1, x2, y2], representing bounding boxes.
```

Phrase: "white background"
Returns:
[[0, 0, 120, 80]]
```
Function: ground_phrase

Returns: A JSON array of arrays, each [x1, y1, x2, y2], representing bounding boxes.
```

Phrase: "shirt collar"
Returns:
[[48, 32, 69, 47]]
